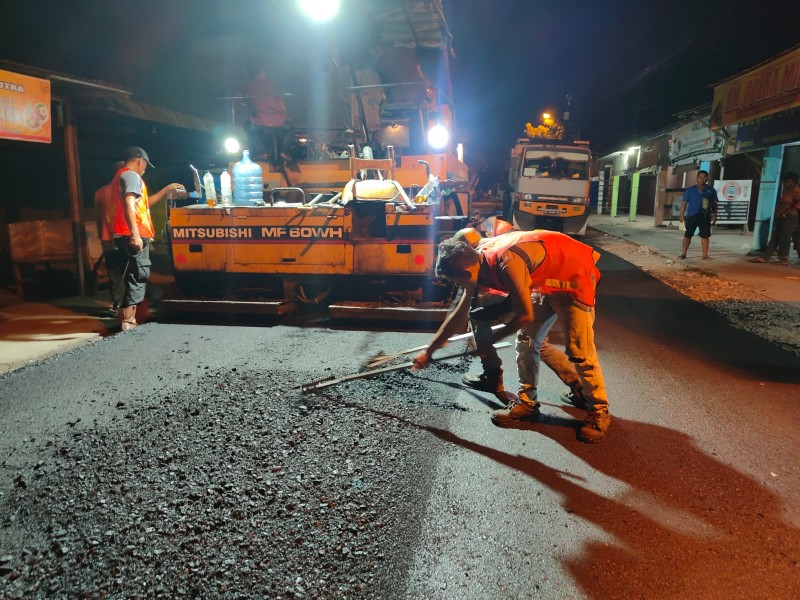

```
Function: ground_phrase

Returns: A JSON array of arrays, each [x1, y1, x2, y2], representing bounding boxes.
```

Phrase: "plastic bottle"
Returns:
[[232, 150, 263, 205], [220, 170, 233, 206], [414, 174, 439, 203], [203, 171, 217, 207]]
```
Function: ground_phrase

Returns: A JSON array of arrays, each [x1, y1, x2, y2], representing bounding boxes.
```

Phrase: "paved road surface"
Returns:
[[1, 247, 798, 598]]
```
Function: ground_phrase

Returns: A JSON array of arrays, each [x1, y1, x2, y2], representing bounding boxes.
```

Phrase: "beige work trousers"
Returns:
[[516, 293, 608, 413]]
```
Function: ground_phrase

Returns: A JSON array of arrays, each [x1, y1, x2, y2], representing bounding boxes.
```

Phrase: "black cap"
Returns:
[[125, 146, 155, 168]]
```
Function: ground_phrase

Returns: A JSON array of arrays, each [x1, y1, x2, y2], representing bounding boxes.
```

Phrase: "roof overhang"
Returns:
[[0, 59, 219, 133]]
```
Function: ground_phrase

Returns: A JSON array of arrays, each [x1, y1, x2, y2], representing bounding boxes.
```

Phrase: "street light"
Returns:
[[627, 145, 641, 169], [542, 112, 554, 126], [297, 0, 340, 22]]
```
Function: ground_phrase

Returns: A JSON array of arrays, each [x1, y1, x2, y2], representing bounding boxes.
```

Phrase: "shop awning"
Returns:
[[73, 95, 219, 133], [0, 60, 220, 134]]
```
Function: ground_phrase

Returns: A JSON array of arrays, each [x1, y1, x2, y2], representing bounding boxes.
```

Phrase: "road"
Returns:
[[1, 248, 798, 599]]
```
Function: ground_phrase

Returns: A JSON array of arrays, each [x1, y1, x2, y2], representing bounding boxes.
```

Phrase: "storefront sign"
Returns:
[[735, 107, 800, 151], [713, 179, 751, 225], [711, 47, 800, 129], [0, 69, 52, 144], [668, 120, 724, 165]]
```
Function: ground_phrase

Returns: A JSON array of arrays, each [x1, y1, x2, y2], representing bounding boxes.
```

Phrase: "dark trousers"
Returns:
[[246, 122, 294, 166], [114, 237, 152, 307], [761, 214, 798, 260], [102, 240, 125, 308]]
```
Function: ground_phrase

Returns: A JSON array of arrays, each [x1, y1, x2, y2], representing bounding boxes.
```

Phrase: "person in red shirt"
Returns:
[[93, 161, 125, 313], [240, 57, 294, 167], [414, 230, 611, 443], [749, 172, 800, 266]]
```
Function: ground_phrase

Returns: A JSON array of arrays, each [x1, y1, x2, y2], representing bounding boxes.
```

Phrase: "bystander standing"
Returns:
[[679, 170, 718, 260]]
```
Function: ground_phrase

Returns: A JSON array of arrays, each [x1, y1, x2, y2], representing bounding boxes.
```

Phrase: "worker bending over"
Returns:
[[413, 230, 611, 443]]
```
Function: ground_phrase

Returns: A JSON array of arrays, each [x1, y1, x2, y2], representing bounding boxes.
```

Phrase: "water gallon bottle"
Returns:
[[203, 171, 217, 207], [233, 150, 263, 205], [220, 170, 233, 206]]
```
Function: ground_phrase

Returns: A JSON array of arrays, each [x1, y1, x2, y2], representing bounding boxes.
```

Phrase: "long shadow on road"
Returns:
[[357, 402, 800, 599]]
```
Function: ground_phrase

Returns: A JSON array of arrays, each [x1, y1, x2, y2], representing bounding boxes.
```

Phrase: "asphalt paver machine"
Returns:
[[164, 0, 472, 322]]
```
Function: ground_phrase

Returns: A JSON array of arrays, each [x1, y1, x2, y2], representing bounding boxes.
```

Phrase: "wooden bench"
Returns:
[[7, 219, 90, 298]]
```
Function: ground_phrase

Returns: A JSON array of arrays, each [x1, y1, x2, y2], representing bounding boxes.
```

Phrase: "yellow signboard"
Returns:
[[711, 47, 800, 129], [0, 69, 52, 144]]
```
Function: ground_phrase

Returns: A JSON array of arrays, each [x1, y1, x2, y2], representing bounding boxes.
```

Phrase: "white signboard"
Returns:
[[713, 179, 752, 225], [669, 120, 724, 166]]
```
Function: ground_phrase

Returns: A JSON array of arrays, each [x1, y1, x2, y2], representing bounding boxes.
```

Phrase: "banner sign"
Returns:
[[713, 180, 752, 225], [668, 120, 724, 165], [735, 106, 800, 151], [0, 69, 52, 144], [711, 47, 800, 129]]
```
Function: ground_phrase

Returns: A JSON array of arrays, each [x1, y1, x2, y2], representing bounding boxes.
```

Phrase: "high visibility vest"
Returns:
[[479, 230, 601, 306], [112, 167, 154, 238]]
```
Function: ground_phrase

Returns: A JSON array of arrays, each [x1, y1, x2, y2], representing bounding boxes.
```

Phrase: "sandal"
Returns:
[[779, 259, 790, 266], [748, 257, 767, 263]]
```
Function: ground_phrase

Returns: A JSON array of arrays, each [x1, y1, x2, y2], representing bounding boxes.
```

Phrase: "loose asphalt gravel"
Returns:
[[0, 335, 476, 599]]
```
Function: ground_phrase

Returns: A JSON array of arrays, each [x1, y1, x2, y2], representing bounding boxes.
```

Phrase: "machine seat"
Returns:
[[342, 179, 403, 203]]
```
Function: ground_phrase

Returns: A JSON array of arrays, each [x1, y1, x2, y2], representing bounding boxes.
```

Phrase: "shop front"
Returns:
[[0, 61, 220, 297], [711, 46, 800, 250]]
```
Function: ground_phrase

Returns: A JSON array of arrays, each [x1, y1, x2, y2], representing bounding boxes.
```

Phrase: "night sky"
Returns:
[[1, 0, 797, 184]]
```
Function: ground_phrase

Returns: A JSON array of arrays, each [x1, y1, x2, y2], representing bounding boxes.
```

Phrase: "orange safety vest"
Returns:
[[112, 167, 154, 238], [478, 230, 601, 306]]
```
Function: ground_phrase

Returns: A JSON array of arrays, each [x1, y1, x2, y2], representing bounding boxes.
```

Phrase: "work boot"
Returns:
[[578, 411, 611, 443], [559, 390, 589, 410], [491, 396, 541, 428], [119, 306, 138, 331], [461, 368, 504, 394]]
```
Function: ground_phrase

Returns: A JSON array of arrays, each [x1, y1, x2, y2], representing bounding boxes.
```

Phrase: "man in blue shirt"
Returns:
[[679, 170, 718, 260]]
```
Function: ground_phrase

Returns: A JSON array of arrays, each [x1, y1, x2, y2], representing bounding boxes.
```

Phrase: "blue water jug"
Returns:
[[232, 150, 263, 205]]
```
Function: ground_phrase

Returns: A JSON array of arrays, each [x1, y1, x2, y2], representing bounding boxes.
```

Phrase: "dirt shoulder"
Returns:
[[588, 229, 800, 358]]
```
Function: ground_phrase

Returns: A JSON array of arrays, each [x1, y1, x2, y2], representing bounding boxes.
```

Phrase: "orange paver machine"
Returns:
[[164, 1, 473, 321]]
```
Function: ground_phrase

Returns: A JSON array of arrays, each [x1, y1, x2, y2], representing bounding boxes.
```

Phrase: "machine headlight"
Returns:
[[224, 137, 241, 154], [427, 124, 450, 150]]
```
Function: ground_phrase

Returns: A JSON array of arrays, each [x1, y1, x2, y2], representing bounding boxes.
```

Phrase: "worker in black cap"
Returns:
[[109, 146, 185, 330]]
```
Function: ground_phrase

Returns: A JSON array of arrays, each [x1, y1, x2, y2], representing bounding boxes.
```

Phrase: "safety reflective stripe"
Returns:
[[545, 278, 579, 291]]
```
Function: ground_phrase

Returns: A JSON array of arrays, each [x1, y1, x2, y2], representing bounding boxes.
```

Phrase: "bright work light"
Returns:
[[427, 124, 450, 150], [224, 137, 241, 154]]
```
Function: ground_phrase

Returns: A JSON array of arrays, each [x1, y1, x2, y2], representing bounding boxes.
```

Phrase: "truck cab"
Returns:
[[508, 139, 592, 235]]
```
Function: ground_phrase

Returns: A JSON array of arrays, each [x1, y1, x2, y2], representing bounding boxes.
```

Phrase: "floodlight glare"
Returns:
[[297, 0, 340, 22], [224, 137, 241, 154], [427, 124, 450, 150]]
